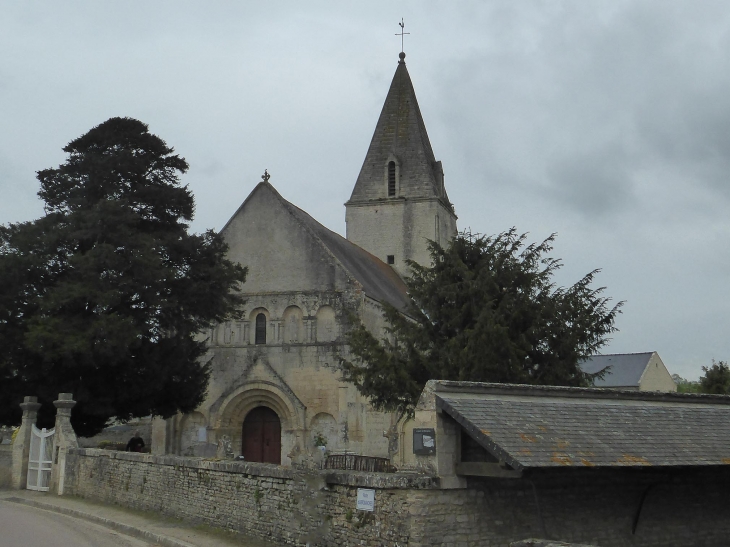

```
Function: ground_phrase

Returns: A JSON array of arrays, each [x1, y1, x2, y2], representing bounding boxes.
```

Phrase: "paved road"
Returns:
[[0, 500, 154, 547]]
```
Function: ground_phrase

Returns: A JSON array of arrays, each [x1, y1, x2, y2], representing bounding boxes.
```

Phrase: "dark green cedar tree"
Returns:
[[699, 360, 730, 394], [340, 229, 622, 417], [0, 117, 247, 436]]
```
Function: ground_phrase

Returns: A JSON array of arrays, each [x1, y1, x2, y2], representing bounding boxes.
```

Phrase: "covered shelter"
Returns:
[[398, 380, 730, 545]]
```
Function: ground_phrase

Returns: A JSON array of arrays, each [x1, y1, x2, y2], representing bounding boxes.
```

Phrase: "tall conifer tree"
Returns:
[[340, 230, 622, 416], [0, 118, 246, 436]]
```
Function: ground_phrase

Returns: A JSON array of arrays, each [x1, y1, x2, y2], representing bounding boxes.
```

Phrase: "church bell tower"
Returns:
[[345, 52, 457, 278]]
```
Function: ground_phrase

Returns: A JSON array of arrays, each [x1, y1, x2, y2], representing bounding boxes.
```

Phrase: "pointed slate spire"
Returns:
[[348, 53, 448, 203], [345, 53, 457, 278]]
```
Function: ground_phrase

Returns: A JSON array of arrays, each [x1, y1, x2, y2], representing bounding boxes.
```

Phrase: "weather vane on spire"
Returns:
[[262, 169, 270, 183], [396, 18, 410, 54]]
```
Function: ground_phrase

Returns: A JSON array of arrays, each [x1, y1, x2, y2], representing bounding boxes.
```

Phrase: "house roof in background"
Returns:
[[579, 352, 655, 387]]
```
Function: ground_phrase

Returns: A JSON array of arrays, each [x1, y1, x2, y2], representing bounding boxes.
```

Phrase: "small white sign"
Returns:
[[356, 488, 375, 512]]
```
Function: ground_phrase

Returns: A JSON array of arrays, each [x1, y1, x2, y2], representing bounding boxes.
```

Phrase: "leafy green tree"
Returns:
[[340, 230, 622, 416], [672, 373, 701, 393], [699, 360, 730, 395], [0, 117, 246, 436]]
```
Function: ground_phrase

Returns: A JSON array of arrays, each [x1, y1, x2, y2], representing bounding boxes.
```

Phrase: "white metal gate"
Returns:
[[27, 424, 55, 491]]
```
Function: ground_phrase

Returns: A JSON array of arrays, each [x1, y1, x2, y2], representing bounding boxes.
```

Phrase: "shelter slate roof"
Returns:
[[272, 185, 411, 313], [579, 352, 654, 387], [430, 381, 730, 470], [348, 54, 449, 204]]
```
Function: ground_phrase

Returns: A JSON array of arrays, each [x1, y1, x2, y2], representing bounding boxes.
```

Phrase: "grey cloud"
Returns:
[[545, 146, 636, 216], [0, 1, 727, 379]]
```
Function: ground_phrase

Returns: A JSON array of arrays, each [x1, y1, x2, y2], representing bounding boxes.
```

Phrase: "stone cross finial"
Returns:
[[262, 169, 270, 183], [396, 18, 410, 54]]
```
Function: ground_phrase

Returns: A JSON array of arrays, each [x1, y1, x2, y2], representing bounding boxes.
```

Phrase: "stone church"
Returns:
[[152, 52, 458, 465]]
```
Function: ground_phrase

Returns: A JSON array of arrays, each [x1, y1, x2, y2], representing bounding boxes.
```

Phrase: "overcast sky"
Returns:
[[2, 2, 728, 380]]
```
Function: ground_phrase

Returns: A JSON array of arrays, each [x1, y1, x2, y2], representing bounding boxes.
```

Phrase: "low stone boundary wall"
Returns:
[[0, 444, 12, 467], [0, 444, 12, 488], [63, 449, 730, 546], [64, 448, 437, 546]]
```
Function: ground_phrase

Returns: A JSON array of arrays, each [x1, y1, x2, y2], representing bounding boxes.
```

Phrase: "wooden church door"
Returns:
[[242, 406, 281, 464]]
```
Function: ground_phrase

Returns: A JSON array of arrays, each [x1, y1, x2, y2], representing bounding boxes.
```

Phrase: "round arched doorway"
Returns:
[[242, 406, 281, 464]]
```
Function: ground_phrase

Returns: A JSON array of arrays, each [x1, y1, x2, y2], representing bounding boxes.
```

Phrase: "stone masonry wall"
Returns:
[[0, 444, 11, 468], [409, 468, 730, 547], [63, 449, 730, 547], [65, 448, 435, 547], [0, 444, 12, 488]]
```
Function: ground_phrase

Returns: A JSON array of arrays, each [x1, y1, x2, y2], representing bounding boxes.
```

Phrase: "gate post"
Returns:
[[50, 393, 78, 495], [11, 396, 41, 490]]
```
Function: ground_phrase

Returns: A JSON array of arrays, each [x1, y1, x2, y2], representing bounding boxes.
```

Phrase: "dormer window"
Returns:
[[387, 161, 396, 197]]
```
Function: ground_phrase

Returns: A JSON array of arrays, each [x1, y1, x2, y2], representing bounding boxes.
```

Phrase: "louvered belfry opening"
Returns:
[[387, 161, 396, 196], [255, 313, 266, 344]]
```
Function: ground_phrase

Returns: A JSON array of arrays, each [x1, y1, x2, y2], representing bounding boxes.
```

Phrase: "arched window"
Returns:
[[315, 305, 337, 342], [255, 313, 266, 344], [387, 161, 396, 197], [282, 305, 303, 343]]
